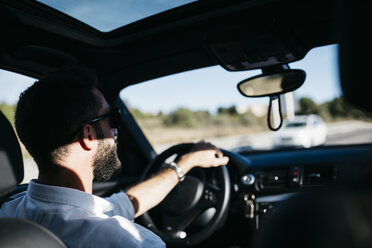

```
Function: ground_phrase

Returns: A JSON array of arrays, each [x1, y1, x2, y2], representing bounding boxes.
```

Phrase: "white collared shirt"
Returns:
[[0, 180, 165, 248]]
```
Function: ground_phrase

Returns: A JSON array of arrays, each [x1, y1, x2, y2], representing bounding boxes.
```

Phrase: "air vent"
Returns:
[[302, 166, 334, 186], [259, 168, 288, 190]]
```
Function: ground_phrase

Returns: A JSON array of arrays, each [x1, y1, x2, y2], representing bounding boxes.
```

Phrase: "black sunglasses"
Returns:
[[71, 108, 122, 140], [84, 108, 122, 129]]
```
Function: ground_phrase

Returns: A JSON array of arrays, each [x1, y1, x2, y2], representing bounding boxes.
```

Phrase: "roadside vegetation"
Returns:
[[297, 97, 371, 122], [0, 102, 15, 126], [1, 96, 371, 146], [131, 106, 267, 144], [130, 97, 372, 145]]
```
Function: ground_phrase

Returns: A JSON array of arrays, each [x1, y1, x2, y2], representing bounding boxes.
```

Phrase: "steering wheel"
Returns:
[[139, 143, 231, 247]]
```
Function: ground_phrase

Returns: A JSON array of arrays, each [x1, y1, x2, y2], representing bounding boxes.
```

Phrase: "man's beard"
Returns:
[[92, 139, 121, 182]]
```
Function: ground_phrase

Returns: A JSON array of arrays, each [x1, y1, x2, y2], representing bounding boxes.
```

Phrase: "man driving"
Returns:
[[0, 67, 229, 247]]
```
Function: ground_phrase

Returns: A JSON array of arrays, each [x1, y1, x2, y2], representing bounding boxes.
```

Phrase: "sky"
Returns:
[[36, 0, 196, 32], [0, 70, 35, 104], [0, 1, 341, 113]]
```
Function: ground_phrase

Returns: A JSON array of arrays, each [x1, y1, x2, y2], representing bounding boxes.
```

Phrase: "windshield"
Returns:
[[121, 44, 372, 153]]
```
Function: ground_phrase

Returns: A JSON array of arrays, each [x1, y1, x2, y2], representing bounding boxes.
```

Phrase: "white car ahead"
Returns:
[[273, 115, 328, 148]]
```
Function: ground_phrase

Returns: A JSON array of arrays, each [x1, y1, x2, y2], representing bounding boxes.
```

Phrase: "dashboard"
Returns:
[[227, 144, 372, 230]]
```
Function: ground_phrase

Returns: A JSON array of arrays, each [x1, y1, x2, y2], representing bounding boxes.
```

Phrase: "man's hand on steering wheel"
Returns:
[[177, 141, 230, 173]]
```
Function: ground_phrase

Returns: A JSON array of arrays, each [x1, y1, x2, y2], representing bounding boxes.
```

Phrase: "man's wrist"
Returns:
[[169, 162, 185, 182], [176, 155, 194, 173]]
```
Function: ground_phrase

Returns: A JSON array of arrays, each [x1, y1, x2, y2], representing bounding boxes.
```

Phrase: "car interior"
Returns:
[[1, 0, 372, 247]]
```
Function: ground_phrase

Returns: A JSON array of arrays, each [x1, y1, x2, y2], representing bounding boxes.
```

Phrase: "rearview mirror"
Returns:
[[237, 69, 306, 97], [237, 67, 306, 131]]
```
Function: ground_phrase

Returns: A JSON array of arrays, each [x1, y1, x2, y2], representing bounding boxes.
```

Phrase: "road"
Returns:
[[326, 129, 372, 145], [155, 121, 372, 152], [325, 120, 372, 144], [21, 121, 372, 184]]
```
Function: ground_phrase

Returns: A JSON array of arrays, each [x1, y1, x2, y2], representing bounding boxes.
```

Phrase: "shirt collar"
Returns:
[[27, 180, 113, 214]]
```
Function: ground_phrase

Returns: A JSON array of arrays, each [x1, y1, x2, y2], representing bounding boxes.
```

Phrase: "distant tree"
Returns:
[[217, 105, 238, 116], [325, 97, 369, 119], [194, 110, 212, 125], [163, 108, 198, 128], [297, 97, 320, 115], [213, 114, 232, 126], [131, 108, 146, 119], [327, 97, 352, 118], [317, 104, 332, 122], [238, 112, 259, 126]]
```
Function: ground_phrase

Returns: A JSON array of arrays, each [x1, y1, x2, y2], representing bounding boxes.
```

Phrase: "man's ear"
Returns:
[[79, 124, 96, 151]]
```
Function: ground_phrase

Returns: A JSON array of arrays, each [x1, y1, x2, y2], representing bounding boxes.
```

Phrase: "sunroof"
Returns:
[[37, 0, 197, 32]]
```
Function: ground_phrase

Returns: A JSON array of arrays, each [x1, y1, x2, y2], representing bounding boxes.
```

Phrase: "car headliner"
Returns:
[[0, 0, 335, 95]]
